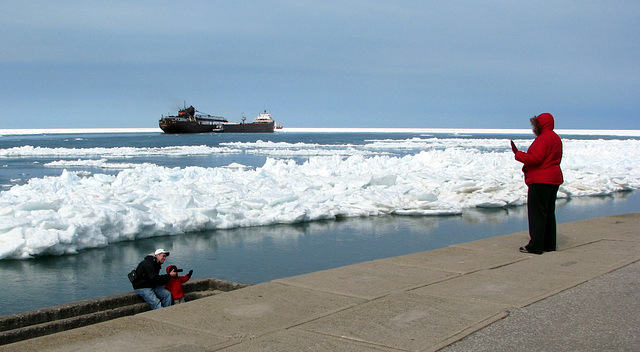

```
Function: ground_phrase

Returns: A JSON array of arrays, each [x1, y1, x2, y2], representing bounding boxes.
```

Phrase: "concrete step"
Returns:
[[0, 303, 150, 345], [0, 277, 249, 345]]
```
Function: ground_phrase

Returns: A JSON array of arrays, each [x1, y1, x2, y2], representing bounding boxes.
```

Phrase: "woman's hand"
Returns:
[[510, 140, 518, 154]]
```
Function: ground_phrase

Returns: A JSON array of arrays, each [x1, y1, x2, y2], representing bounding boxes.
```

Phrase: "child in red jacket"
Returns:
[[165, 265, 193, 304]]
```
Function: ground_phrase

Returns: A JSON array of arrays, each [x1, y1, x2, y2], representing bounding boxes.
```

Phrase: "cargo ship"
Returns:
[[159, 105, 227, 134], [222, 110, 276, 133], [159, 106, 280, 134]]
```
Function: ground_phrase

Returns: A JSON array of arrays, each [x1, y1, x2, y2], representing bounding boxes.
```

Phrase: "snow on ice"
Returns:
[[1, 137, 639, 259]]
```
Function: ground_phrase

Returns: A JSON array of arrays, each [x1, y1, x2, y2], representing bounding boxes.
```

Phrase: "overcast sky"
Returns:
[[1, 1, 639, 130]]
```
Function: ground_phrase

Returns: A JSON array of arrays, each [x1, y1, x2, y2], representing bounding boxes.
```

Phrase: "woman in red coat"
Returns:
[[511, 113, 563, 254]]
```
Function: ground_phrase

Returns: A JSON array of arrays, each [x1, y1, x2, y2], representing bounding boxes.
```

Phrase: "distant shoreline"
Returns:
[[2, 127, 640, 137]]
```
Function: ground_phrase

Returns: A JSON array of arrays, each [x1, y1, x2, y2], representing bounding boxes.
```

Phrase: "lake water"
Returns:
[[1, 129, 639, 316]]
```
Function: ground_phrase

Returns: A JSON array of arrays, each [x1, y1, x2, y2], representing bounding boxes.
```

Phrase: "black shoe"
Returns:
[[519, 246, 542, 255]]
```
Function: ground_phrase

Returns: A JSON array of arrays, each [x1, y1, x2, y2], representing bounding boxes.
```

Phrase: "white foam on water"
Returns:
[[0, 145, 238, 157], [1, 137, 639, 259]]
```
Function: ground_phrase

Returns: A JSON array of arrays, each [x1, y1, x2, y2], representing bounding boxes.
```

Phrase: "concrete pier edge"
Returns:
[[1, 212, 638, 351], [0, 278, 251, 345]]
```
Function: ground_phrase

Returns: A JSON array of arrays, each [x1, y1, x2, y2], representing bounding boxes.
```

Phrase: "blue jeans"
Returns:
[[135, 286, 172, 309]]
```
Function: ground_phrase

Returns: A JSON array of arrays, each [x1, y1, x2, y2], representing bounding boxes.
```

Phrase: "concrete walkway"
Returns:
[[3, 213, 638, 352]]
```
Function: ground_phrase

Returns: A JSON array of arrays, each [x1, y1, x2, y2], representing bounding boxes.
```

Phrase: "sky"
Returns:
[[1, 1, 639, 130]]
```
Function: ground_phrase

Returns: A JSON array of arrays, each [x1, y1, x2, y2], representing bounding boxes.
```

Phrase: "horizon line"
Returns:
[[1, 127, 640, 137]]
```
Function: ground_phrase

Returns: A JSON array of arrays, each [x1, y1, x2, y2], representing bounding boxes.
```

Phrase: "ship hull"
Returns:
[[159, 120, 222, 134], [221, 120, 275, 133]]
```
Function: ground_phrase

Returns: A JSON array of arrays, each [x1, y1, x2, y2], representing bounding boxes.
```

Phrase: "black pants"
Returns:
[[526, 183, 560, 254]]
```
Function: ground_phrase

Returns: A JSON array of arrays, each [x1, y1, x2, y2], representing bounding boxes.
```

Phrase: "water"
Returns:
[[1, 129, 639, 316]]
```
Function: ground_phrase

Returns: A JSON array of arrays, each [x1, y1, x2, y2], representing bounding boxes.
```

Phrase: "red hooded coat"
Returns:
[[165, 265, 191, 300], [514, 113, 563, 186]]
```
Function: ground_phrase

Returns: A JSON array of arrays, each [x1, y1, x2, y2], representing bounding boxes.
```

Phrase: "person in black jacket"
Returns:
[[131, 248, 177, 309]]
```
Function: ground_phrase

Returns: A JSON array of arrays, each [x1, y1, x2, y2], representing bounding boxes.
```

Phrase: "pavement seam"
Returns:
[[273, 267, 462, 301], [406, 241, 640, 310], [425, 310, 510, 352], [386, 254, 531, 275], [290, 327, 409, 352], [136, 314, 234, 341], [605, 232, 640, 241]]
